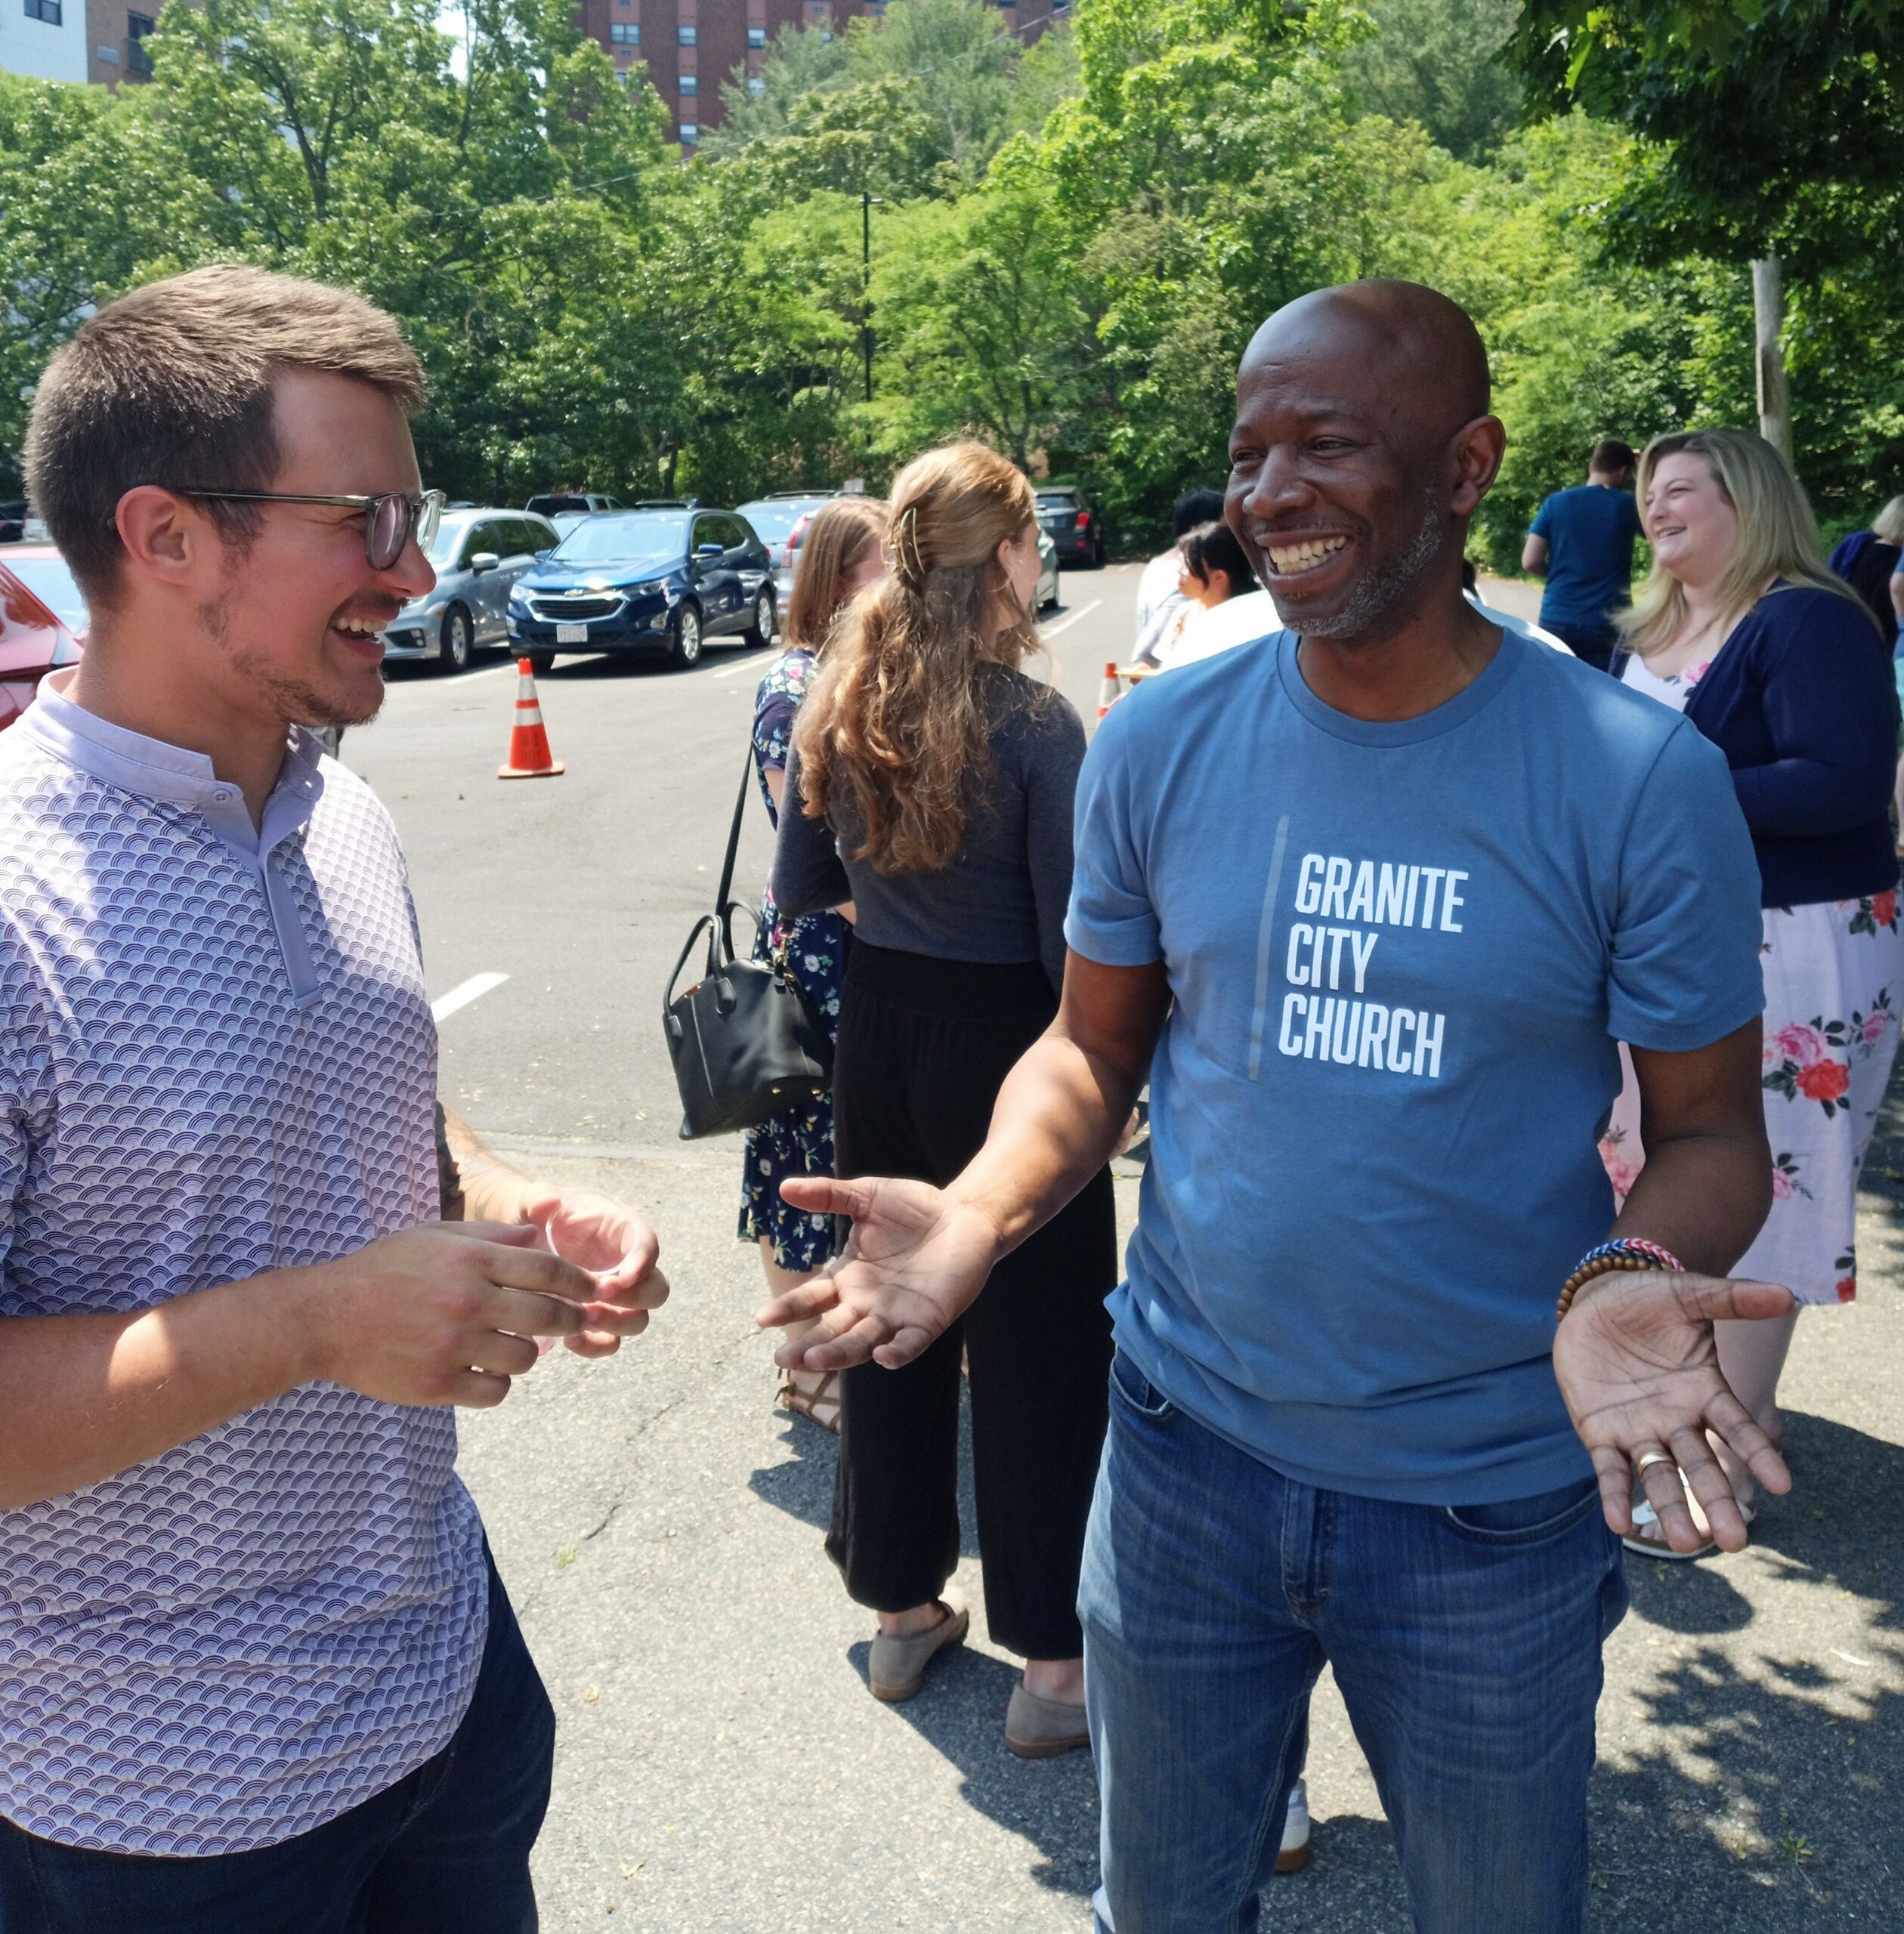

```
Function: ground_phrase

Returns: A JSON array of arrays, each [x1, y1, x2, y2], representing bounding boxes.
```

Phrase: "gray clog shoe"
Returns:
[[1004, 1683, 1090, 1759], [867, 1600, 969, 1702]]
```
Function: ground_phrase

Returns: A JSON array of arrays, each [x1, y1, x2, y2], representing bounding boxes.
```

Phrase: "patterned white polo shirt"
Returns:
[[0, 675, 488, 1855]]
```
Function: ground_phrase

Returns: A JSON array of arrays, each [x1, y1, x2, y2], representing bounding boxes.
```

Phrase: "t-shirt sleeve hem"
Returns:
[[1609, 992, 1763, 1055], [1063, 915, 1163, 967]]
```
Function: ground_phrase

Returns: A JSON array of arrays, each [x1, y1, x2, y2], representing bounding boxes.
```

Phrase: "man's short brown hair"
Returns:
[[1589, 437, 1637, 480], [23, 264, 428, 605]]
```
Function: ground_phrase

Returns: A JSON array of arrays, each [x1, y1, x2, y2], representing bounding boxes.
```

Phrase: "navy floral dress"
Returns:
[[738, 647, 850, 1270]]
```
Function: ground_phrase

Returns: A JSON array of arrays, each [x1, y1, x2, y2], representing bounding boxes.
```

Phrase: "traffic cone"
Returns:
[[1098, 662, 1122, 719], [496, 658, 566, 779]]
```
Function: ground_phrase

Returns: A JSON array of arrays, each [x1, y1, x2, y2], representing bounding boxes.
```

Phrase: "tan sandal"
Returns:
[[776, 1364, 841, 1433]]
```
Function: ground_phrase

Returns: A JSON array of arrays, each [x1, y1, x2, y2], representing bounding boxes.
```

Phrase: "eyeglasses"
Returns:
[[157, 488, 445, 570]]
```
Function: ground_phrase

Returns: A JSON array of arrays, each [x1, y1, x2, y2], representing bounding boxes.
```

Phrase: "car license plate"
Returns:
[[556, 623, 589, 644]]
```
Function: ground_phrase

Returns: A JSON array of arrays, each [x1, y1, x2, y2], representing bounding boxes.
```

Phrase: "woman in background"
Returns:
[[1600, 430, 1902, 1556], [1125, 519, 1260, 679], [768, 443, 1116, 1758], [740, 496, 887, 1432]]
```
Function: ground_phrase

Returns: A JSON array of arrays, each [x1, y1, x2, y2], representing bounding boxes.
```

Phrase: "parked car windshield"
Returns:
[[1035, 491, 1080, 511], [735, 497, 830, 545], [428, 517, 475, 567], [551, 512, 689, 567], [5, 555, 87, 633]]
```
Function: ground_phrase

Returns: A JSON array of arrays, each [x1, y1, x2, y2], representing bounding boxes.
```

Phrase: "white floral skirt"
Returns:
[[1600, 891, 1904, 1304]]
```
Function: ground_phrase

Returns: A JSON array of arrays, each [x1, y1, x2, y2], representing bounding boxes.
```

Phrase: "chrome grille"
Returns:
[[530, 595, 622, 622]]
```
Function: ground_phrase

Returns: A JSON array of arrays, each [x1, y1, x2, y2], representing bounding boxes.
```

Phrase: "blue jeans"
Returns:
[[0, 1550, 554, 1934], [1081, 1352, 1627, 1934]]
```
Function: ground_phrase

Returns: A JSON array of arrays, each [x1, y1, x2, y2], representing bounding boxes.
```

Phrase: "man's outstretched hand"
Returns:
[[760, 1177, 1003, 1370], [1553, 1268, 1795, 1554]]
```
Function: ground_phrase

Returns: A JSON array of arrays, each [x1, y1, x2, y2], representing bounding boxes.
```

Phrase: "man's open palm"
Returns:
[[1553, 1269, 1794, 1554], [760, 1177, 1003, 1370]]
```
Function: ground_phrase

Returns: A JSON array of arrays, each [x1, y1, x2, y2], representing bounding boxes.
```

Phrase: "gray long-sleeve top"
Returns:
[[771, 666, 1086, 994]]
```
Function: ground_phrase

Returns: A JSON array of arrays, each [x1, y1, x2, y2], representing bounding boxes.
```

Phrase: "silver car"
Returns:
[[382, 509, 559, 671], [735, 493, 836, 610]]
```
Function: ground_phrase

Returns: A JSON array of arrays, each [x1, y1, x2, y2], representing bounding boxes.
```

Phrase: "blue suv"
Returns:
[[506, 505, 776, 670]]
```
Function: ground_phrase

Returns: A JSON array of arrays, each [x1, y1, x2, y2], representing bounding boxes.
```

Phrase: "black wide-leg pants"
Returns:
[[826, 940, 1117, 1661]]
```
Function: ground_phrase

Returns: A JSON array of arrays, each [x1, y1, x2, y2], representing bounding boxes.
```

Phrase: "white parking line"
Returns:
[[1040, 600, 1103, 640], [431, 972, 509, 1022], [711, 649, 778, 681]]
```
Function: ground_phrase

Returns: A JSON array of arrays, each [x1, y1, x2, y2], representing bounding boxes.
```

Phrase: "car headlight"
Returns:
[[508, 586, 532, 608]]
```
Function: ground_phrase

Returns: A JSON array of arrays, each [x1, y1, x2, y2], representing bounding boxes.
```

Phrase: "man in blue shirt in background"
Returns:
[[766, 282, 1795, 1932], [1523, 437, 1644, 669]]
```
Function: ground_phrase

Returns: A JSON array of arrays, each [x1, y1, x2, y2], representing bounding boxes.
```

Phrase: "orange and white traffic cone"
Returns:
[[497, 658, 566, 779], [1098, 662, 1122, 719]]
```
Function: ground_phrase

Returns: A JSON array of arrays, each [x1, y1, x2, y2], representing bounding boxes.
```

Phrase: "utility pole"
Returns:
[[861, 191, 882, 405], [1751, 254, 1794, 466]]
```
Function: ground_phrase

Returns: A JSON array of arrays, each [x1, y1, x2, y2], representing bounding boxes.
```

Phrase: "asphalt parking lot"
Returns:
[[343, 567, 1903, 1929]]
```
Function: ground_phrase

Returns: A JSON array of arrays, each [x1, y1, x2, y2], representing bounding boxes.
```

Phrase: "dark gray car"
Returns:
[[382, 510, 559, 671]]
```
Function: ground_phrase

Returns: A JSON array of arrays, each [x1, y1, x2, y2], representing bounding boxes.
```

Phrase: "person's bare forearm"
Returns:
[[0, 1269, 316, 1510], [439, 1102, 535, 1223], [1597, 1024, 1772, 1286], [942, 1027, 1143, 1259], [1612, 1124, 1771, 1278]]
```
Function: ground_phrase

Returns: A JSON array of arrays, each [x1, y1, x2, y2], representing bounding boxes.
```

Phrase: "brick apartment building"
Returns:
[[84, 0, 160, 84], [576, 0, 1065, 147]]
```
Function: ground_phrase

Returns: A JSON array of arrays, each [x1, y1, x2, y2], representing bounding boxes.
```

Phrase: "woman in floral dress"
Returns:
[[740, 496, 888, 1430], [1600, 430, 1902, 1554]]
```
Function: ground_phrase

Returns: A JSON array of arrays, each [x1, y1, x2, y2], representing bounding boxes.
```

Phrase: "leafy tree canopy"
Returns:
[[2, 0, 1898, 543]]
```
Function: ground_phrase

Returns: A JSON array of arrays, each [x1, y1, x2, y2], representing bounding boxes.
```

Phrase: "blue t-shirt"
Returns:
[[1066, 629, 1763, 1505], [1531, 484, 1644, 628]]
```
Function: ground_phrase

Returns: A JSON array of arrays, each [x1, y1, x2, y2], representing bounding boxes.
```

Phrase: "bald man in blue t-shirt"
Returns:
[[765, 287, 1793, 1933]]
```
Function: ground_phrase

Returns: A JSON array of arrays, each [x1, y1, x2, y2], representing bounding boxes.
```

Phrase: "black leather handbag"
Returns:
[[663, 746, 833, 1139]]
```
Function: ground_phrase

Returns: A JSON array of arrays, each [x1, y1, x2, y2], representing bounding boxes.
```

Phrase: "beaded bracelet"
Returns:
[[1556, 1237, 1686, 1322]]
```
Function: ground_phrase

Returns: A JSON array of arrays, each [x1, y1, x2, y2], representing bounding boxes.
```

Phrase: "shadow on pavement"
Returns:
[[748, 1387, 982, 1560], [872, 1643, 1103, 1901], [1585, 1649, 1899, 1926], [1585, 1406, 1902, 1929]]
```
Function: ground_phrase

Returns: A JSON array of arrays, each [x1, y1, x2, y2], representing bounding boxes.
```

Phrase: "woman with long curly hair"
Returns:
[[1600, 428, 1902, 1556], [740, 495, 887, 1432], [768, 443, 1116, 1757]]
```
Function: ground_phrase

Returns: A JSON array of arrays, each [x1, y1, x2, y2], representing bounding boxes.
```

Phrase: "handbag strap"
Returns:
[[715, 740, 756, 915]]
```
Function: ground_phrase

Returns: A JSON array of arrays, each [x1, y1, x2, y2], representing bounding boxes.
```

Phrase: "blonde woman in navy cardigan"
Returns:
[[1600, 428, 1900, 1556]]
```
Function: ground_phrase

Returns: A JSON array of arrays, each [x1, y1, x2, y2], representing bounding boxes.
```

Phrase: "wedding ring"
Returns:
[[1634, 1450, 1676, 1478]]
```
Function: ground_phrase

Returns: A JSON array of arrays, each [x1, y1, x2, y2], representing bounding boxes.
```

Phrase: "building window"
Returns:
[[678, 122, 698, 143], [677, 23, 694, 43], [678, 73, 696, 94], [748, 74, 765, 94], [746, 24, 765, 45], [610, 21, 637, 42], [127, 9, 155, 74], [24, 0, 62, 24]]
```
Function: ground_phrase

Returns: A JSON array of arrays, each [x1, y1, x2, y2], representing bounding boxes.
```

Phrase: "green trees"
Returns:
[[2, 0, 1896, 534], [1340, 0, 1522, 162], [1507, 0, 1904, 521]]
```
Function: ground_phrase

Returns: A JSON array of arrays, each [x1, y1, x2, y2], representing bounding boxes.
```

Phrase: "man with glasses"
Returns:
[[0, 265, 667, 1930]]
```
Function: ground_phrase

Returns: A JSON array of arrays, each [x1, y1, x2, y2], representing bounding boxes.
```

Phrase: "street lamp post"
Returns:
[[861, 191, 882, 405]]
